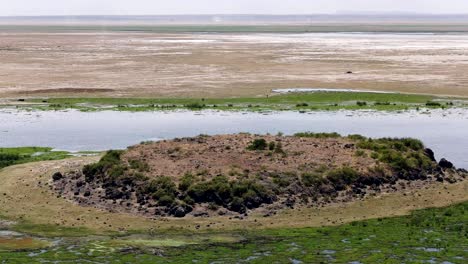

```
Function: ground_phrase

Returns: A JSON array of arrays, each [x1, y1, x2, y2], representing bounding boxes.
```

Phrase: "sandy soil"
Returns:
[[0, 157, 466, 233], [123, 134, 377, 181], [1, 32, 468, 98]]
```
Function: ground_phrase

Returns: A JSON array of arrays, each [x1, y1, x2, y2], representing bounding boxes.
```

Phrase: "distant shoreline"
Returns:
[[1, 14, 468, 27], [2, 24, 468, 34]]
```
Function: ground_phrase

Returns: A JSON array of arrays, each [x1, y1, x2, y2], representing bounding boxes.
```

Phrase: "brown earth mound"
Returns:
[[52, 133, 466, 218]]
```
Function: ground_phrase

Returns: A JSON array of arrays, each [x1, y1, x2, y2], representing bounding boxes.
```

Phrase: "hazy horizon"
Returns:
[[1, 0, 468, 16]]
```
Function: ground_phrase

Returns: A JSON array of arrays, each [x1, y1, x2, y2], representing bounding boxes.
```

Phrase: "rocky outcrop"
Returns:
[[51, 134, 467, 218]]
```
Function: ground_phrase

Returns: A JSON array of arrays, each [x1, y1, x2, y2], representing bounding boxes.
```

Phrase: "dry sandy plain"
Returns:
[[1, 31, 468, 98]]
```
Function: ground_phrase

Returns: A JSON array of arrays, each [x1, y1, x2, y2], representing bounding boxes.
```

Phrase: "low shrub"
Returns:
[[347, 134, 367, 141], [268, 141, 276, 151], [184, 176, 273, 211], [129, 160, 149, 172], [179, 173, 196, 192], [426, 101, 442, 107], [144, 176, 177, 201], [374, 101, 390, 106], [83, 150, 124, 182], [247, 139, 268, 151], [301, 172, 324, 187], [274, 142, 285, 154], [327, 167, 360, 191], [185, 102, 206, 109]]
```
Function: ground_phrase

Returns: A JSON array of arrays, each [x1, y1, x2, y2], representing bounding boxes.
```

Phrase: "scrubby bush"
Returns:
[[327, 167, 360, 191], [268, 141, 276, 151], [357, 138, 424, 152], [274, 142, 285, 154], [108, 165, 126, 178], [301, 172, 325, 187], [426, 101, 442, 107], [356, 101, 367, 107], [184, 176, 273, 212], [129, 160, 149, 172], [187, 175, 231, 205], [374, 101, 391, 106], [247, 139, 268, 151], [83, 150, 124, 182], [179, 173, 196, 191], [158, 195, 176, 207], [144, 176, 177, 202], [185, 102, 206, 109], [271, 172, 298, 188], [347, 134, 367, 141]]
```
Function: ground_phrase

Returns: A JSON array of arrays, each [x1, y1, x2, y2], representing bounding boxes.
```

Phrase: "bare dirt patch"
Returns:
[[2, 32, 468, 98]]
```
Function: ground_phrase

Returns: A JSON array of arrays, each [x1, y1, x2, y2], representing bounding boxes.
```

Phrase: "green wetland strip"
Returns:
[[1, 202, 466, 263], [0, 147, 71, 169], [11, 91, 467, 112], [0, 147, 100, 170]]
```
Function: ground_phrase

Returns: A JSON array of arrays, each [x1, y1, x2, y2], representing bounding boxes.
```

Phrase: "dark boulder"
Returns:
[[439, 158, 454, 169], [105, 187, 124, 200], [52, 172, 63, 181], [424, 148, 436, 162], [171, 206, 187, 218]]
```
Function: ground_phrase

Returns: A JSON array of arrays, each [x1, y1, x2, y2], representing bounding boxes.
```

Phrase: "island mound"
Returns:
[[52, 133, 466, 218]]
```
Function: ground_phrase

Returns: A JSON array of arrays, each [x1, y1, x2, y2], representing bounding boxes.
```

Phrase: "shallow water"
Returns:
[[272, 88, 396, 94], [0, 109, 467, 168]]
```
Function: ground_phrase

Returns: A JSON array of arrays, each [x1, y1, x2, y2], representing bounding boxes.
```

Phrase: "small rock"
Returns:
[[171, 206, 187, 218], [52, 172, 63, 181]]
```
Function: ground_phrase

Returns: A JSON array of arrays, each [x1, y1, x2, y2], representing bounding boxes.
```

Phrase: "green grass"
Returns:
[[17, 91, 462, 112], [0, 147, 71, 169], [11, 223, 96, 238], [1, 201, 466, 263]]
